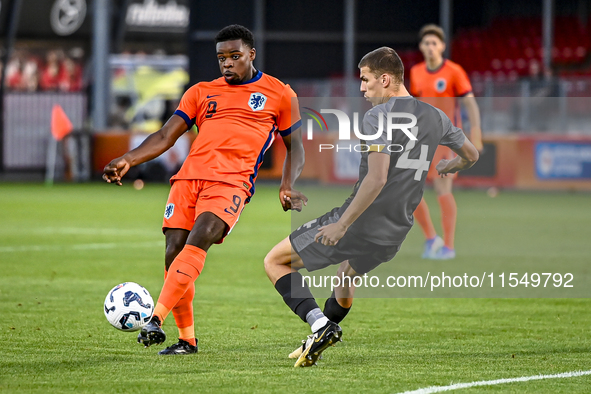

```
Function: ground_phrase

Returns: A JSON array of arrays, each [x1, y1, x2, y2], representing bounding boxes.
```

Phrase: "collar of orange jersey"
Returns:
[[226, 70, 263, 85], [425, 59, 446, 74]]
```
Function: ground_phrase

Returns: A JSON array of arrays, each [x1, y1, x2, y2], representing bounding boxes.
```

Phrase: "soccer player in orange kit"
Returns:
[[103, 25, 306, 354], [409, 24, 483, 259]]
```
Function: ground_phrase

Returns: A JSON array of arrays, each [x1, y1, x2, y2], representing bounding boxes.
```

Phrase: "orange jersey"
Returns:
[[409, 59, 472, 127], [172, 71, 300, 199]]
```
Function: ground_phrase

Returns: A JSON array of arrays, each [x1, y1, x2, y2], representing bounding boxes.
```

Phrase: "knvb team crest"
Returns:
[[435, 78, 447, 93], [248, 93, 267, 111], [164, 203, 174, 219]]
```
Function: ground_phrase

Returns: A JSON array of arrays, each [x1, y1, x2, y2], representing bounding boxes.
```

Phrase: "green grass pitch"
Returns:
[[0, 182, 590, 393]]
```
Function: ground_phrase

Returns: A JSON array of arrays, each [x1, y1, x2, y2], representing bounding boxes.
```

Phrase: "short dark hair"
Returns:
[[214, 24, 255, 49], [419, 24, 445, 43], [358, 47, 404, 84]]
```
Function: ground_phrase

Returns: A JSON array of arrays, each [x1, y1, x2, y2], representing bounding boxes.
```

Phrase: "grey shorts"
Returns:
[[289, 207, 400, 275]]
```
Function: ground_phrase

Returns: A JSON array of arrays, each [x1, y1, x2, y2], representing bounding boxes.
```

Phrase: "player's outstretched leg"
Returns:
[[159, 229, 199, 353], [158, 338, 198, 355], [137, 315, 166, 347], [289, 261, 354, 359], [289, 293, 350, 360], [163, 228, 199, 349], [288, 298, 352, 360], [294, 320, 342, 367], [264, 237, 343, 367], [140, 213, 224, 350]]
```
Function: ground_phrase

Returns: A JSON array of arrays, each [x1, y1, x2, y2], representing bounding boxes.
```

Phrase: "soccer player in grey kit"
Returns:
[[264, 47, 480, 367]]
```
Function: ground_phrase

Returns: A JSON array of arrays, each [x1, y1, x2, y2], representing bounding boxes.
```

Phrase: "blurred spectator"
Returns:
[[6, 57, 23, 90], [513, 60, 561, 131], [21, 58, 40, 91], [3, 48, 85, 92], [525, 60, 560, 97], [58, 57, 83, 92], [39, 50, 61, 90]]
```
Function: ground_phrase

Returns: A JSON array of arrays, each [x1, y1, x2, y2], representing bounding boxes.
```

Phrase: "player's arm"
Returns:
[[460, 93, 483, 151], [314, 152, 389, 246], [436, 137, 479, 175], [279, 127, 308, 212], [103, 115, 188, 185]]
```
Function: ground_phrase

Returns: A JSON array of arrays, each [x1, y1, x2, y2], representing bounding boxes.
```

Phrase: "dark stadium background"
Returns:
[[2, 2, 591, 392], [0, 0, 589, 188]]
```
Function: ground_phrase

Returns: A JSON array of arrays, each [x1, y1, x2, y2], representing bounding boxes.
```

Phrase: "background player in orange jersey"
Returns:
[[103, 25, 307, 355], [409, 24, 483, 260]]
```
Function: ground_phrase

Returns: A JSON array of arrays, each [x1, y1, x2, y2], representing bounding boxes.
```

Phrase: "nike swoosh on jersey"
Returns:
[[176, 270, 193, 278], [206, 94, 221, 98]]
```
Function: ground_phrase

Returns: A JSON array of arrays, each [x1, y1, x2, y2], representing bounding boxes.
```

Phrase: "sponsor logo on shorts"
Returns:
[[164, 203, 174, 219]]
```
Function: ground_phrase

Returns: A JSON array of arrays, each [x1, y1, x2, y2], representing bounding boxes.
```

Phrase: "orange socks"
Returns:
[[179, 325, 197, 346], [162, 260, 197, 345], [438, 193, 457, 249], [154, 245, 206, 322], [414, 198, 437, 240], [415, 195, 457, 250], [172, 282, 195, 329]]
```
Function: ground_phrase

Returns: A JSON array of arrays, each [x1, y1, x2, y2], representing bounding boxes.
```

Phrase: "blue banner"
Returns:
[[536, 142, 591, 179]]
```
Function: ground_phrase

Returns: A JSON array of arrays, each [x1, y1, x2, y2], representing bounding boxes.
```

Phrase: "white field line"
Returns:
[[397, 370, 591, 394], [0, 227, 157, 236], [0, 241, 161, 253]]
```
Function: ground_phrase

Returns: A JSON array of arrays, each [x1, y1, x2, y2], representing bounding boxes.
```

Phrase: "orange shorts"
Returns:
[[427, 146, 458, 181], [162, 179, 249, 243]]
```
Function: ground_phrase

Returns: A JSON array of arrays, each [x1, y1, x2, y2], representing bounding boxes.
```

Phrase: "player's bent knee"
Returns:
[[165, 251, 180, 271], [263, 249, 283, 272], [337, 261, 361, 279], [164, 229, 190, 270], [264, 238, 293, 272], [165, 241, 184, 260], [188, 213, 226, 248]]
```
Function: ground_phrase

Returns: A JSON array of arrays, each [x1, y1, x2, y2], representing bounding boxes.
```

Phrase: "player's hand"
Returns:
[[314, 222, 347, 246], [279, 189, 308, 212], [103, 157, 131, 186], [436, 159, 453, 177]]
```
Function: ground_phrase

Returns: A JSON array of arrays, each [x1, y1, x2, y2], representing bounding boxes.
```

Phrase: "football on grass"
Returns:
[[104, 282, 154, 331]]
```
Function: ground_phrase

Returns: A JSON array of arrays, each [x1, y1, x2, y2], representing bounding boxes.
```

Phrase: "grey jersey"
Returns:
[[342, 96, 466, 245]]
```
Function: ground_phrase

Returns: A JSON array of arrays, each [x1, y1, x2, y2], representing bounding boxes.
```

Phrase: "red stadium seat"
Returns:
[[450, 15, 591, 77]]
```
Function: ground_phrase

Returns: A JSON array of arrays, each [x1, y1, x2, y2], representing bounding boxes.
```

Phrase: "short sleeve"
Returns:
[[453, 64, 473, 97], [174, 84, 200, 129], [277, 84, 302, 137], [437, 108, 466, 149], [362, 109, 391, 155]]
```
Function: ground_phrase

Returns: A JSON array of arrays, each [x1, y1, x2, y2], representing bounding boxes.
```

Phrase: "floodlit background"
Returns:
[[0, 0, 590, 187]]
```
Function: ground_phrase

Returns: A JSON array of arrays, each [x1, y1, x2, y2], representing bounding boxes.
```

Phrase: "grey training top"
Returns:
[[341, 96, 466, 245]]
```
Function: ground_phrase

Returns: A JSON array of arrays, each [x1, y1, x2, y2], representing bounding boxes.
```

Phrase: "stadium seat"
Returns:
[[450, 15, 591, 78]]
